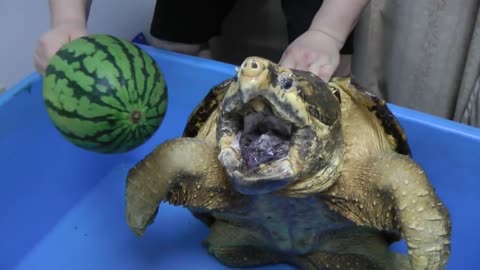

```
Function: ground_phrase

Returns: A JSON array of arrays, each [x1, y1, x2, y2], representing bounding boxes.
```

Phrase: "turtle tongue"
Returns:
[[240, 132, 289, 169], [239, 112, 291, 170]]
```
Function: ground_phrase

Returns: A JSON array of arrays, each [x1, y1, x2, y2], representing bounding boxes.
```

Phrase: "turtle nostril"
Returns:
[[240, 57, 265, 78]]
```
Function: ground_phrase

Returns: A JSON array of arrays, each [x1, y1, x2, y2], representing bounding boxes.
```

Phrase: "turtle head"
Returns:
[[217, 56, 344, 196]]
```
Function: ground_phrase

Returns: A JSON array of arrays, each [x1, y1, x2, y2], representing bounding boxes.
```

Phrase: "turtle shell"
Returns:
[[182, 78, 234, 138], [329, 77, 411, 156]]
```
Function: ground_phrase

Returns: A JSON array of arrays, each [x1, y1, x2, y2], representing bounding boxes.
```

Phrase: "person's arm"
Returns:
[[49, 0, 92, 29], [279, 0, 369, 81], [34, 0, 92, 75], [309, 0, 368, 50]]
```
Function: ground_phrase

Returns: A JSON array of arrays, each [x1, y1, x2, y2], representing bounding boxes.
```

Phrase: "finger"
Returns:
[[278, 51, 297, 69], [279, 57, 297, 70], [46, 44, 61, 61], [293, 61, 310, 72], [34, 39, 60, 76], [33, 43, 47, 76], [309, 62, 336, 82], [33, 54, 46, 76]]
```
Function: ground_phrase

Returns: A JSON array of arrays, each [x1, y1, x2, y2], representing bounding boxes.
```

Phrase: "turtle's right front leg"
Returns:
[[125, 137, 238, 236]]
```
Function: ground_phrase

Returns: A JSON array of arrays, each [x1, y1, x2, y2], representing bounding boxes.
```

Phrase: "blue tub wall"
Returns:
[[1, 45, 480, 269], [0, 47, 235, 269]]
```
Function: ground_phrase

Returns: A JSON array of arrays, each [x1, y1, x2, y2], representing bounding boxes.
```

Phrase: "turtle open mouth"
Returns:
[[237, 102, 293, 170]]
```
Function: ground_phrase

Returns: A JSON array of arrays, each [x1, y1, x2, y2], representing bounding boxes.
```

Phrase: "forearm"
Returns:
[[309, 0, 369, 48], [49, 0, 92, 28]]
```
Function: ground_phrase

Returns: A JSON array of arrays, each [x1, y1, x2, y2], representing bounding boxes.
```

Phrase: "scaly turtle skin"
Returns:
[[125, 57, 451, 270]]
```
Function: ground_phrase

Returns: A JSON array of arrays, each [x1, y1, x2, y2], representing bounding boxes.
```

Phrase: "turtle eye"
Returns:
[[279, 74, 293, 90], [333, 89, 341, 102]]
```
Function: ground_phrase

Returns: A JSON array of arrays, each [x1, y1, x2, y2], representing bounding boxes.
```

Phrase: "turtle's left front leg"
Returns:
[[125, 137, 243, 236], [336, 153, 452, 270]]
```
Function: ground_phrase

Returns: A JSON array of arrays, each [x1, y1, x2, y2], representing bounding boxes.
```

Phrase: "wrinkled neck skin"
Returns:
[[216, 56, 344, 198]]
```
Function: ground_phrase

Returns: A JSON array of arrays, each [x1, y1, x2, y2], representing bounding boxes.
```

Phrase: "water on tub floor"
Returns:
[[14, 163, 293, 270]]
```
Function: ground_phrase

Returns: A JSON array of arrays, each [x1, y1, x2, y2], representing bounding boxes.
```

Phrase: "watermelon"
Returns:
[[42, 34, 168, 154]]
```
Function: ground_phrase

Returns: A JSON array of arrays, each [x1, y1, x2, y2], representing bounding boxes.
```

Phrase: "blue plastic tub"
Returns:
[[1, 45, 479, 270]]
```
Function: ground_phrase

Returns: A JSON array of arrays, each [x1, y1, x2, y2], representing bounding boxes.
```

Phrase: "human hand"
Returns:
[[34, 22, 88, 76], [279, 29, 342, 82]]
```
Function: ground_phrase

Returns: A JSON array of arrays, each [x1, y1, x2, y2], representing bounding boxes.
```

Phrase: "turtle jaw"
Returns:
[[231, 159, 296, 195], [217, 97, 316, 195]]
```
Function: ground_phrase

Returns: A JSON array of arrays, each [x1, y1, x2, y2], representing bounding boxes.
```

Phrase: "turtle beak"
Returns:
[[237, 57, 271, 103]]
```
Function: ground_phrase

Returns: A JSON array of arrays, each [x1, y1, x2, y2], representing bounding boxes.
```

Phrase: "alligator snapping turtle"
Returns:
[[125, 56, 451, 269]]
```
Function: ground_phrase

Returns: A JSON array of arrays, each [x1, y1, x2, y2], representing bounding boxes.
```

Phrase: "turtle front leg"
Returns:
[[125, 137, 237, 236], [335, 153, 451, 270]]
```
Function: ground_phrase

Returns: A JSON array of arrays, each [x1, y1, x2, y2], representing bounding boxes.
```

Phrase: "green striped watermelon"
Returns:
[[42, 34, 168, 153]]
